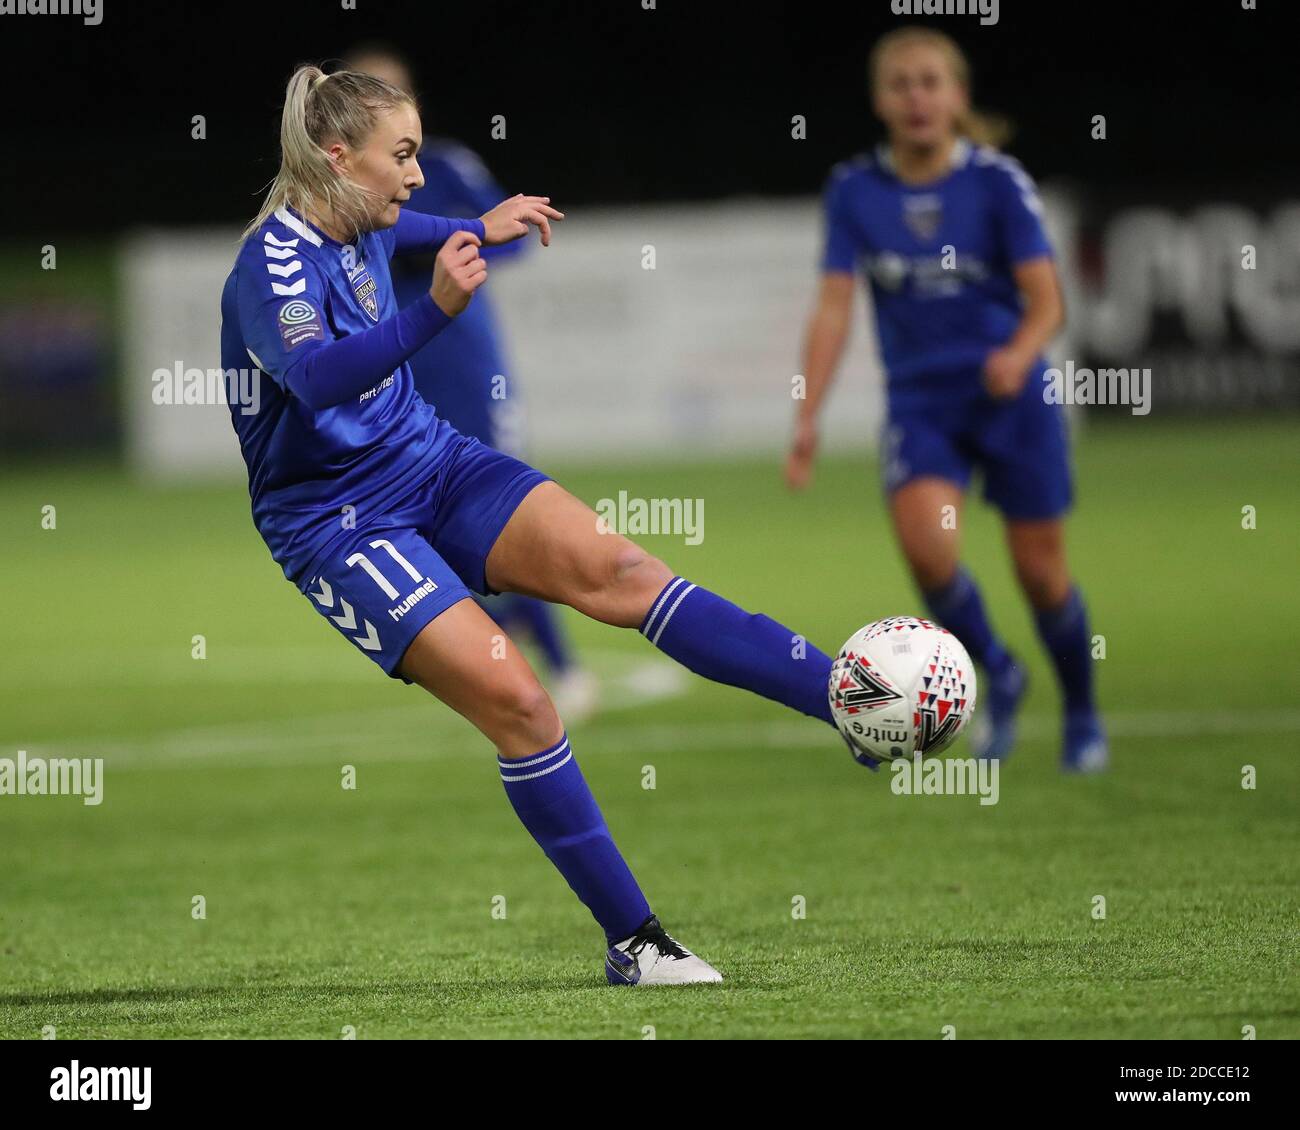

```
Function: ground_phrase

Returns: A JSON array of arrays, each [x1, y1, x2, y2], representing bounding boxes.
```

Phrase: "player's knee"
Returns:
[[610, 543, 662, 586], [1014, 557, 1069, 610], [489, 676, 561, 758], [908, 553, 957, 594], [567, 540, 671, 627], [608, 545, 672, 625]]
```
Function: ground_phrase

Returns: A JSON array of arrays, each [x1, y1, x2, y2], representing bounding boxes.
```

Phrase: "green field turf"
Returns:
[[1, 419, 1297, 1039]]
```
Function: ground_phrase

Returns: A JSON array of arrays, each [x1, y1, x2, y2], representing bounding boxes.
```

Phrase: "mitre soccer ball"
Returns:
[[829, 617, 977, 764]]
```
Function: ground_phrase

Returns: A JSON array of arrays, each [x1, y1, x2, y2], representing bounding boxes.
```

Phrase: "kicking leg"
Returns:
[[486, 481, 838, 727]]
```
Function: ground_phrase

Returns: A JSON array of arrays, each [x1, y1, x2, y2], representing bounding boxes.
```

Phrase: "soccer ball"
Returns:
[[829, 616, 977, 764]]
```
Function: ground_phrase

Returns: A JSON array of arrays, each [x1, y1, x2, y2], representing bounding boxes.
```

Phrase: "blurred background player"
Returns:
[[344, 43, 598, 723], [786, 27, 1107, 772]]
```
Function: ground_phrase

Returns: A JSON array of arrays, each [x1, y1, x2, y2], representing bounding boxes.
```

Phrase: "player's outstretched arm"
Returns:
[[480, 194, 565, 247], [391, 210, 486, 254]]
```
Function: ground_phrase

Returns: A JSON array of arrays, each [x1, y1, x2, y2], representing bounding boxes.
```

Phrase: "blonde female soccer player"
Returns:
[[222, 65, 876, 986], [787, 28, 1106, 772]]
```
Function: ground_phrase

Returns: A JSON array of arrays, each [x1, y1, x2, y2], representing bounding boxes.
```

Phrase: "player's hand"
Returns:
[[430, 230, 488, 317], [982, 344, 1033, 399], [785, 418, 819, 491], [480, 194, 565, 247]]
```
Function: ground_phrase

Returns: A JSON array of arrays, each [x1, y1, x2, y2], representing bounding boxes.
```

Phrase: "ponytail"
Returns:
[[954, 105, 1012, 150], [243, 64, 415, 242]]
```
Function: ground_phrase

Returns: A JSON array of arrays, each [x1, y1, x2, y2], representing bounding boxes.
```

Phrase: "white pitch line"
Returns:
[[6, 707, 1299, 774], [0, 651, 690, 771]]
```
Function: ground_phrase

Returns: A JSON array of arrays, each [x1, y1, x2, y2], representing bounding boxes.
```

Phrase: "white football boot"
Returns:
[[605, 916, 723, 986]]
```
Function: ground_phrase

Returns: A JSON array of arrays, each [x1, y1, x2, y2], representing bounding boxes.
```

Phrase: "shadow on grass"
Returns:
[[0, 972, 601, 1010]]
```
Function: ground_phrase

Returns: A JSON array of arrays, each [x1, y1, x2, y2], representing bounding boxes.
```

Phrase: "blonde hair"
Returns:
[[868, 27, 1011, 149], [243, 64, 416, 242]]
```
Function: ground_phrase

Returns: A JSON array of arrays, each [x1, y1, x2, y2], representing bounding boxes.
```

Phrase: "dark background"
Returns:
[[6, 0, 1298, 234]]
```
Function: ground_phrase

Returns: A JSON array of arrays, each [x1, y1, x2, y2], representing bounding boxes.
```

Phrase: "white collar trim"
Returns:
[[274, 205, 324, 247], [877, 137, 972, 176]]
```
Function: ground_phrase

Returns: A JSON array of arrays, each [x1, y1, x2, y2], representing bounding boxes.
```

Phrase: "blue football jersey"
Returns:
[[220, 204, 459, 584], [822, 139, 1053, 387]]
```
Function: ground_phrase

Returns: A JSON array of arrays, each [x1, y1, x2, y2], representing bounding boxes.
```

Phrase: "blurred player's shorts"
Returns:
[[881, 365, 1073, 521]]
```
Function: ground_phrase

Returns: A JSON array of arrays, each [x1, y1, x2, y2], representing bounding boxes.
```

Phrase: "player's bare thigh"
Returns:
[[889, 475, 964, 591], [485, 481, 673, 627], [397, 595, 563, 759]]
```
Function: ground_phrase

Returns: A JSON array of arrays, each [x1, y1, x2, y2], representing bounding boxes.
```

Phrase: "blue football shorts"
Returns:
[[880, 367, 1073, 521], [295, 433, 550, 679]]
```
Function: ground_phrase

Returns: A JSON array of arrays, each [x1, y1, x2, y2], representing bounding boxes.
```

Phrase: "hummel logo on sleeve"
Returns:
[[264, 230, 307, 295]]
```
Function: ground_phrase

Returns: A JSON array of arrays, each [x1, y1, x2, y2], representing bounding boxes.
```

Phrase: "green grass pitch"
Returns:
[[1, 419, 1296, 1039]]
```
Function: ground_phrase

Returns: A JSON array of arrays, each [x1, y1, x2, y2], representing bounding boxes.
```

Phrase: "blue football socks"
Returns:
[[923, 567, 1016, 682], [640, 577, 836, 726], [498, 732, 651, 944]]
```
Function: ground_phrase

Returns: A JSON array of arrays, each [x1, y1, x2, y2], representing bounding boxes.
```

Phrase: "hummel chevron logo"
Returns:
[[330, 601, 358, 630], [349, 620, 381, 651], [308, 578, 382, 652]]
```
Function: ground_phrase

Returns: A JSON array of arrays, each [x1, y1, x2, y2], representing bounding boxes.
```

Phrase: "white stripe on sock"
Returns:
[[500, 750, 574, 783], [642, 577, 686, 638], [650, 583, 696, 647], [498, 738, 570, 771]]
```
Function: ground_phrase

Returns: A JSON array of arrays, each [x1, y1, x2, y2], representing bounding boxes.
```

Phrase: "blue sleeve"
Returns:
[[390, 210, 485, 255], [238, 258, 452, 411], [821, 168, 861, 274], [987, 157, 1053, 265]]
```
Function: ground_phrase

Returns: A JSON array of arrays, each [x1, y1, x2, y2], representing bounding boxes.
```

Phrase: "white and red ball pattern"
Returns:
[[829, 616, 977, 762]]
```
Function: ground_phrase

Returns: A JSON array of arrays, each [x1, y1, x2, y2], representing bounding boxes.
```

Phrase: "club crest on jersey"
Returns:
[[902, 193, 943, 241], [344, 253, 380, 321]]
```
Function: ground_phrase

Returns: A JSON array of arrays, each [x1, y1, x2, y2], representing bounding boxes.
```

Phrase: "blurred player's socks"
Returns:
[[498, 732, 651, 944], [485, 595, 573, 673], [1034, 586, 1095, 716], [640, 577, 834, 724], [513, 596, 573, 672], [922, 568, 1016, 682]]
